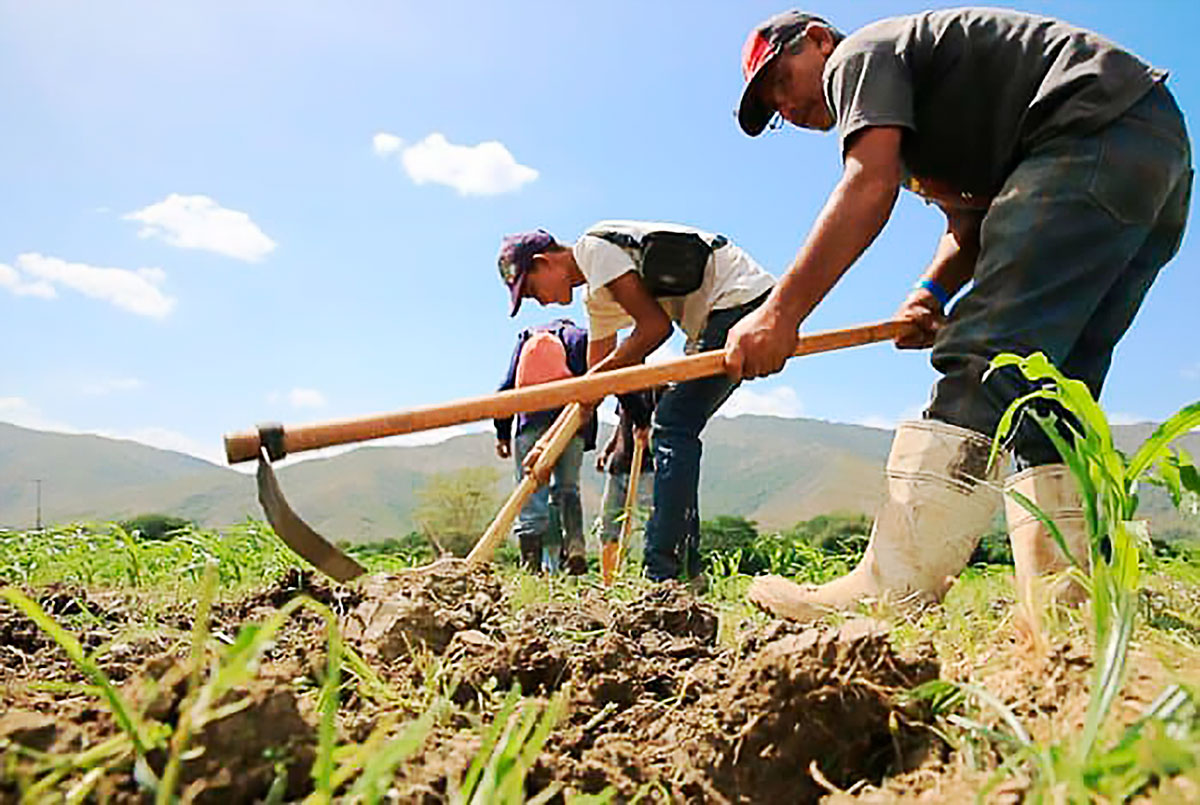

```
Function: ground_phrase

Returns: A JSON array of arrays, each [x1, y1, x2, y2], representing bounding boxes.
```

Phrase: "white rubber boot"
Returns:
[[1005, 464, 1090, 607], [748, 419, 1003, 621]]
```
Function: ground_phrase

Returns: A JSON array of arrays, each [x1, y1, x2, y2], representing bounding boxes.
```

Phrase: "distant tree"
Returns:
[[119, 513, 195, 541], [699, 515, 759, 559], [413, 467, 502, 557], [782, 512, 871, 556]]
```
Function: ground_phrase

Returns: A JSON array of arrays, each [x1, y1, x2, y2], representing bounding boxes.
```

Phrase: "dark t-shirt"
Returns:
[[824, 8, 1165, 203]]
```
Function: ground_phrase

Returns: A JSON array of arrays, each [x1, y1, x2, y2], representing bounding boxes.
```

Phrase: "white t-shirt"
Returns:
[[574, 220, 776, 347]]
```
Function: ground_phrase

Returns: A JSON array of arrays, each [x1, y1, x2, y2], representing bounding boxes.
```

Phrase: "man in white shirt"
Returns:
[[497, 222, 775, 581]]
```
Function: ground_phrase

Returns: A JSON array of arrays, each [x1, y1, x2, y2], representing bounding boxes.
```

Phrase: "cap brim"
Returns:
[[737, 57, 777, 137], [508, 273, 527, 317]]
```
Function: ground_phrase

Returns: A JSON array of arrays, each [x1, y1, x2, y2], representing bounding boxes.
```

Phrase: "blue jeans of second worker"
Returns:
[[928, 82, 1192, 467], [643, 293, 767, 581], [513, 423, 585, 571]]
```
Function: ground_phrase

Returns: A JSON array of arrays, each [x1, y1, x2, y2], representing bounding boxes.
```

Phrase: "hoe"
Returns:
[[223, 320, 907, 582]]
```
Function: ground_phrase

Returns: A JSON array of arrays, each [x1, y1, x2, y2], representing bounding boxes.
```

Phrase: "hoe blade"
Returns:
[[256, 451, 366, 583]]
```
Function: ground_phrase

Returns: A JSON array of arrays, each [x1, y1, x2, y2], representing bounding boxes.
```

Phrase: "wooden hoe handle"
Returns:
[[614, 430, 648, 578], [224, 319, 908, 464]]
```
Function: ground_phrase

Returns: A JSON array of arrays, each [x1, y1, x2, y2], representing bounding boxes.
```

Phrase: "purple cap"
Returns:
[[497, 229, 556, 316]]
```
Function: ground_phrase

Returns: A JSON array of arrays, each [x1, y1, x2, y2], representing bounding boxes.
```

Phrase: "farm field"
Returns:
[[2, 521, 1199, 803]]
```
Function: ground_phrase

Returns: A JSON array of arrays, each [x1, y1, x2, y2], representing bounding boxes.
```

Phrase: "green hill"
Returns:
[[1, 417, 1196, 544]]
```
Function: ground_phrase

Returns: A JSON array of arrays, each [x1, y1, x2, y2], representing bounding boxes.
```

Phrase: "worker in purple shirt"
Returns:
[[494, 318, 597, 574]]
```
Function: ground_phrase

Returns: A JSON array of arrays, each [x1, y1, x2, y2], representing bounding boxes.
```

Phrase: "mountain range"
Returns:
[[1, 418, 1196, 543]]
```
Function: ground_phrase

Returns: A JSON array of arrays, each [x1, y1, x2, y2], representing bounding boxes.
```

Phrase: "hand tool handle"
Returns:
[[613, 429, 648, 581], [224, 319, 908, 464]]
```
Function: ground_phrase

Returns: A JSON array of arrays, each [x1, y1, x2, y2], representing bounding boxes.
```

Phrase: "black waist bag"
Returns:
[[593, 229, 728, 297]]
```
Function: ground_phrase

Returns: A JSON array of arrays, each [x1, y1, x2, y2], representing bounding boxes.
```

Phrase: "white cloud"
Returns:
[[103, 426, 224, 465], [372, 132, 403, 155], [0, 262, 56, 298], [9, 253, 175, 318], [0, 397, 72, 432], [1182, 363, 1200, 381], [375, 131, 538, 196], [382, 424, 481, 447], [82, 377, 143, 396], [288, 388, 327, 408], [0, 397, 225, 465], [124, 194, 276, 262], [718, 386, 804, 419], [268, 388, 329, 409], [1108, 412, 1152, 426], [853, 405, 925, 431]]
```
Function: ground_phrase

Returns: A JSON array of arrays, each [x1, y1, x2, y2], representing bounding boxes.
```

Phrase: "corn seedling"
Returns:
[[966, 351, 1200, 795]]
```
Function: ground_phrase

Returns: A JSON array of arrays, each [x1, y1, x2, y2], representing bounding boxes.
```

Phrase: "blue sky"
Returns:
[[2, 0, 1197, 466]]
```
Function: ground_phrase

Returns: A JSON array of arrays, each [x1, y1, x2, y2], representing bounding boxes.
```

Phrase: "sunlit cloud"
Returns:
[[853, 405, 925, 431], [0, 397, 72, 432], [1108, 412, 1152, 426], [0, 262, 56, 298], [718, 386, 804, 419], [288, 388, 327, 408], [0, 397, 225, 465], [268, 388, 329, 409], [374, 131, 538, 196], [125, 194, 276, 262], [4, 253, 175, 318], [372, 132, 403, 155]]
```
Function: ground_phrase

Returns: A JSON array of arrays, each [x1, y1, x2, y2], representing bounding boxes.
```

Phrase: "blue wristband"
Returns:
[[914, 278, 951, 308]]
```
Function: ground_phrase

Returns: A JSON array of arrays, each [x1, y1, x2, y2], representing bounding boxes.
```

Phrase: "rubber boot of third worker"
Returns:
[[556, 488, 587, 576]]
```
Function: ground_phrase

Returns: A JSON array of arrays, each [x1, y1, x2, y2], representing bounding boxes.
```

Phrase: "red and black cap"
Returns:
[[738, 10, 828, 136]]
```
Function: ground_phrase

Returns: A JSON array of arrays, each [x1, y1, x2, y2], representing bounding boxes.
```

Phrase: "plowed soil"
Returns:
[[6, 561, 1183, 803]]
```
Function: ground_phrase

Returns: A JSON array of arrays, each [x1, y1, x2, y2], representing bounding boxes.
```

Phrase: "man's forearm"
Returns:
[[920, 209, 982, 297], [590, 323, 670, 374], [770, 167, 899, 325]]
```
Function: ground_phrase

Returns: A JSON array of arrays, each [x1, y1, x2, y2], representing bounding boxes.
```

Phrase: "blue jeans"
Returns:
[[929, 83, 1192, 466], [643, 293, 767, 581], [596, 468, 654, 545], [513, 424, 585, 569]]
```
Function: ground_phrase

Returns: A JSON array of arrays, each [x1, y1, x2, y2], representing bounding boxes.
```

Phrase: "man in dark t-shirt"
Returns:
[[726, 9, 1192, 621]]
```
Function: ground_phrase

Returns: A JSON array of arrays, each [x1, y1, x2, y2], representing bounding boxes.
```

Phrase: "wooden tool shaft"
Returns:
[[225, 320, 907, 464], [467, 404, 584, 564], [615, 431, 648, 572]]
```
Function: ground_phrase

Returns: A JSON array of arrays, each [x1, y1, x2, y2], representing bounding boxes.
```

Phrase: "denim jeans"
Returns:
[[596, 469, 654, 545], [643, 293, 768, 581], [512, 424, 585, 567], [929, 83, 1192, 466]]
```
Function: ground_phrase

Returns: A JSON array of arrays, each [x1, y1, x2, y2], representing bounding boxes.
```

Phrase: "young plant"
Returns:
[[980, 351, 1200, 794]]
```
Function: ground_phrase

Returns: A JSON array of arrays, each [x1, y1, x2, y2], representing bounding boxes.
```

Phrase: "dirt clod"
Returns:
[[342, 560, 504, 660]]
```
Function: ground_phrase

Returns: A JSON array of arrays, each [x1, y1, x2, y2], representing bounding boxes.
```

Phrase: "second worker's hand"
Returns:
[[723, 301, 799, 382]]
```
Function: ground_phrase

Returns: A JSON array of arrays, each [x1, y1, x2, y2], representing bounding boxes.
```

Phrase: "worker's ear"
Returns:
[[804, 23, 837, 57]]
